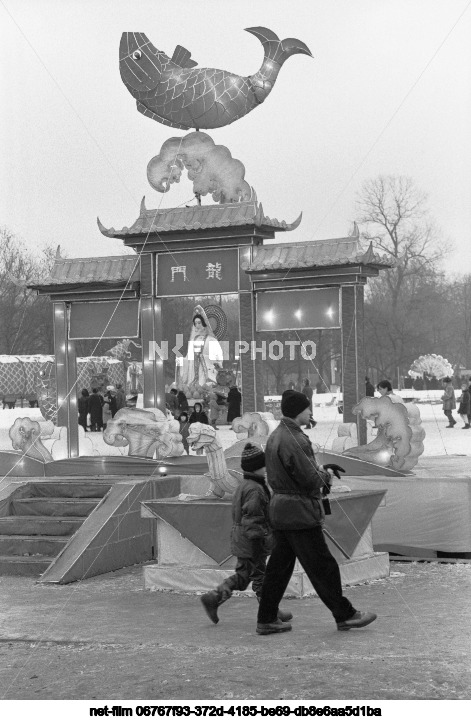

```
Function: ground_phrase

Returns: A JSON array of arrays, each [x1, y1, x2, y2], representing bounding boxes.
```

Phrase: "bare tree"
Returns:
[[356, 176, 448, 380], [443, 275, 471, 369], [0, 226, 56, 354], [357, 175, 446, 311]]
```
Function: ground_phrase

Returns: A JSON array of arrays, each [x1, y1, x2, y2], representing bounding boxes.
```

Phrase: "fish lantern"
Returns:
[[119, 27, 312, 130]]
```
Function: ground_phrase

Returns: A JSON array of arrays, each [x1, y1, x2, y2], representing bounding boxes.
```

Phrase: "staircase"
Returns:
[[0, 481, 111, 576]]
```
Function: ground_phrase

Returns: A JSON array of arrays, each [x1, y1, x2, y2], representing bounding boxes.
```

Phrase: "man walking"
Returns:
[[256, 389, 377, 635]]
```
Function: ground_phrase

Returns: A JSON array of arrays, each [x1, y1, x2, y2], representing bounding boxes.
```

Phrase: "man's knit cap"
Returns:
[[281, 389, 310, 418], [241, 442, 266, 472]]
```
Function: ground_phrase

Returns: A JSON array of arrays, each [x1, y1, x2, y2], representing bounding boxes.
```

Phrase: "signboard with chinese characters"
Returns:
[[156, 248, 250, 296]]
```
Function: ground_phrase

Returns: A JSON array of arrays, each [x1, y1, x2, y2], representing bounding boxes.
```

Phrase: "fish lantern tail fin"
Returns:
[[245, 26, 312, 66]]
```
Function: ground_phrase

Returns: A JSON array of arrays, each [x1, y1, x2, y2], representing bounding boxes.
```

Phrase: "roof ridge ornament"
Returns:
[[361, 242, 375, 264], [97, 217, 114, 237], [349, 221, 360, 238]]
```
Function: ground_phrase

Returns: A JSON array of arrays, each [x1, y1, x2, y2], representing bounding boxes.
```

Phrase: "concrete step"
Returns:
[[10, 498, 100, 517], [0, 534, 69, 557], [0, 516, 84, 536], [0, 554, 55, 577], [13, 482, 111, 500]]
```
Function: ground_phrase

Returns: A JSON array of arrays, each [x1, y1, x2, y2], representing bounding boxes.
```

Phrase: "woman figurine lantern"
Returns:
[[176, 305, 224, 391]]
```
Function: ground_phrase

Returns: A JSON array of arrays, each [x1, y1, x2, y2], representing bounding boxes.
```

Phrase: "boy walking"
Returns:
[[200, 443, 292, 627]]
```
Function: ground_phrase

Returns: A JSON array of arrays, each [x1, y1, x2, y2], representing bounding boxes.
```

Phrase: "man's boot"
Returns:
[[257, 594, 293, 622]]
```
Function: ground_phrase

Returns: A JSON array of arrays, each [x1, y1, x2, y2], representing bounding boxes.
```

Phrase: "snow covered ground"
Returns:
[[0, 401, 469, 457]]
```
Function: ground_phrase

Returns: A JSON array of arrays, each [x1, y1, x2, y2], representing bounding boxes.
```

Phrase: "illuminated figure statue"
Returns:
[[9, 417, 53, 463], [344, 396, 425, 472], [177, 305, 224, 392]]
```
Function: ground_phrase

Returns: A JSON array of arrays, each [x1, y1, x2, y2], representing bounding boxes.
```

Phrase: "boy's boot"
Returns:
[[200, 591, 223, 624], [200, 583, 232, 624], [277, 607, 293, 622], [256, 594, 293, 622]]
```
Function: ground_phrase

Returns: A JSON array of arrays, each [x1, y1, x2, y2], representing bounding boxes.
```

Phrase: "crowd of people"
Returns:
[[440, 376, 471, 429], [367, 375, 471, 430], [164, 384, 242, 453], [77, 384, 126, 432]]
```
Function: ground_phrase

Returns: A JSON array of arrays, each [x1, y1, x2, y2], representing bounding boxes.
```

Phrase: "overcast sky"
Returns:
[[1, 0, 470, 275]]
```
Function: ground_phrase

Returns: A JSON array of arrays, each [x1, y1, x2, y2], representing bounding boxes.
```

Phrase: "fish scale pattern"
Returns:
[[148, 69, 253, 128]]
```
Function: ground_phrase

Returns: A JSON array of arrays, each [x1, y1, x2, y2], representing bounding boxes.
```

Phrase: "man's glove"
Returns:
[[323, 463, 346, 480]]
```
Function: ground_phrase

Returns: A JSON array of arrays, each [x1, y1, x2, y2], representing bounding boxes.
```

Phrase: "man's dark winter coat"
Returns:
[[227, 386, 242, 423], [458, 388, 471, 416], [230, 473, 273, 558], [265, 417, 331, 530], [88, 392, 104, 427]]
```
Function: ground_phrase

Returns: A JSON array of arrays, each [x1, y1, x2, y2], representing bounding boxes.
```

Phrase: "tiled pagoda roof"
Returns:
[[242, 236, 393, 273], [30, 255, 139, 291], [97, 197, 302, 238]]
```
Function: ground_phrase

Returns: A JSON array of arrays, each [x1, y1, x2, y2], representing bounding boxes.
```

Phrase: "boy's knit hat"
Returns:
[[281, 389, 310, 418], [241, 442, 266, 472]]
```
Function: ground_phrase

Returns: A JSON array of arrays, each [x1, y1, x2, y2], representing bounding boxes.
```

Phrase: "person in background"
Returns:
[[315, 379, 323, 395], [178, 411, 191, 454], [170, 388, 179, 418], [365, 377, 375, 397], [115, 383, 126, 412], [255, 390, 376, 635], [301, 378, 314, 429], [102, 386, 116, 430], [457, 381, 470, 429], [88, 388, 104, 432], [441, 377, 457, 428], [166, 388, 179, 417], [78, 389, 89, 432], [200, 443, 292, 626], [209, 392, 220, 429], [189, 401, 209, 425], [105, 386, 118, 418], [226, 384, 242, 423], [188, 401, 209, 455], [376, 379, 404, 404], [177, 389, 189, 419]]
